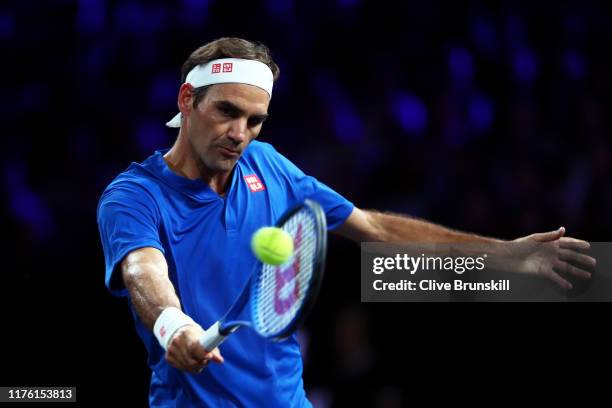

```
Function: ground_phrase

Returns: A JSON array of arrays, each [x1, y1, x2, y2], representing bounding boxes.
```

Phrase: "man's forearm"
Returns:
[[120, 247, 223, 369], [363, 210, 503, 243], [121, 247, 181, 329]]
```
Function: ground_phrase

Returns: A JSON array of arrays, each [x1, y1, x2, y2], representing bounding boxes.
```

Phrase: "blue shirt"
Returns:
[[97, 141, 354, 407]]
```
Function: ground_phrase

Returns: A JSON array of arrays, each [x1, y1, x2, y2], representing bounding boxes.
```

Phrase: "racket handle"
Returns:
[[199, 321, 228, 350]]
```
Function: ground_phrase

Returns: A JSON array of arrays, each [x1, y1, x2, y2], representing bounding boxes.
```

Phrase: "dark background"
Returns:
[[1, 0, 610, 406]]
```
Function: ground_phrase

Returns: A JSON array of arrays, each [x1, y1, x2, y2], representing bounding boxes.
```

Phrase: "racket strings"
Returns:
[[252, 208, 317, 336]]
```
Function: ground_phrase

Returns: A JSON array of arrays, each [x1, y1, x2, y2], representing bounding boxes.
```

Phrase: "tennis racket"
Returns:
[[199, 199, 327, 350]]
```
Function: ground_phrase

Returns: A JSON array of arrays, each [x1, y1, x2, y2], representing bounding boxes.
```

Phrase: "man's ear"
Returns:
[[178, 83, 195, 117]]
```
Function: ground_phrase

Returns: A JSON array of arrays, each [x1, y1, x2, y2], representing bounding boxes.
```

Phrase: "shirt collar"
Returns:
[[140, 149, 241, 201]]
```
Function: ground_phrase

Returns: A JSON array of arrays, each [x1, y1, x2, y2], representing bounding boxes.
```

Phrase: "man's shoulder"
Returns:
[[244, 140, 277, 159], [99, 159, 163, 205], [244, 140, 295, 169], [241, 141, 307, 184]]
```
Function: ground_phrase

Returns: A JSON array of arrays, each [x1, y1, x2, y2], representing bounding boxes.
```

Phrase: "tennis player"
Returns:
[[97, 37, 595, 407]]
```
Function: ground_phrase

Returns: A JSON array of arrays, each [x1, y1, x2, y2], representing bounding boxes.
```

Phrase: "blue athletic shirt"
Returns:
[[97, 140, 354, 407]]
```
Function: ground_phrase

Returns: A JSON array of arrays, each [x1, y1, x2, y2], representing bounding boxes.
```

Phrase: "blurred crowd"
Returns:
[[1, 1, 610, 406]]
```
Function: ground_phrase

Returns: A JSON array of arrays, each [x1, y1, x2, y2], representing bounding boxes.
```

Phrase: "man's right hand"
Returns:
[[166, 325, 224, 374]]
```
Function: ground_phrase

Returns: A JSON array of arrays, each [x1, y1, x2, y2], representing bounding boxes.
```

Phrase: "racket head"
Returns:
[[249, 199, 327, 340]]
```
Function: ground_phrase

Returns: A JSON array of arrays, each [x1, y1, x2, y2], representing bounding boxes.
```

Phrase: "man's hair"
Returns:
[[181, 37, 280, 107]]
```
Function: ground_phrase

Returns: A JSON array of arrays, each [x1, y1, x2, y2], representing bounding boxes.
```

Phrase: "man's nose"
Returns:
[[227, 118, 247, 144]]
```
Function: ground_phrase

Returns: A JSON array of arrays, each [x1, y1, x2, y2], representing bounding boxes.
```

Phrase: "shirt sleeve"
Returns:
[[269, 145, 355, 230], [97, 181, 165, 297]]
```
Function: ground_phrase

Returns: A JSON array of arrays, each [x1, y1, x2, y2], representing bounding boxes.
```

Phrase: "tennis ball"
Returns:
[[251, 227, 294, 265]]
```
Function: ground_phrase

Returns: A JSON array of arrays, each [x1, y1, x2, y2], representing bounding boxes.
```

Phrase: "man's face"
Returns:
[[185, 83, 270, 175]]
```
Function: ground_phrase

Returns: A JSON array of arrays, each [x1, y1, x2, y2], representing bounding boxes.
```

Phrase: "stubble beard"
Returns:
[[191, 139, 237, 177]]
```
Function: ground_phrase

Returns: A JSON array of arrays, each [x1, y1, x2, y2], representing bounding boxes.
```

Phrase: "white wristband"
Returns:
[[153, 307, 197, 351]]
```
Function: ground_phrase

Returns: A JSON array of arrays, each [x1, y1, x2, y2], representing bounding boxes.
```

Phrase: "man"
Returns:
[[97, 37, 595, 407]]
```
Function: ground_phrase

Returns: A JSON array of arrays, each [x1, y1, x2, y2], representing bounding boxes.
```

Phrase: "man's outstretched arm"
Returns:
[[334, 208, 502, 243], [334, 207, 596, 289], [121, 247, 223, 373]]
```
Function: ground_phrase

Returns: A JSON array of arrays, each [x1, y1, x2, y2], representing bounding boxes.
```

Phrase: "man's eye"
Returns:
[[219, 107, 238, 117], [248, 118, 264, 127]]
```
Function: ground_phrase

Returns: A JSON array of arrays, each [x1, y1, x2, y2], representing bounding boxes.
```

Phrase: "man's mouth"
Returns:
[[218, 146, 240, 157]]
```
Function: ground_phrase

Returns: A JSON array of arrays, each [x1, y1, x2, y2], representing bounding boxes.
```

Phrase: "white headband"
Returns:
[[166, 58, 274, 128]]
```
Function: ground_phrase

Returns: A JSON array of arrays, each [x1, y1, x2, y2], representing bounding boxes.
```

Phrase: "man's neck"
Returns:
[[163, 136, 232, 196]]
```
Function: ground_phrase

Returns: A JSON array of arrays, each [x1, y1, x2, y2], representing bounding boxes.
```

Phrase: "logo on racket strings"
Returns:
[[274, 223, 302, 315]]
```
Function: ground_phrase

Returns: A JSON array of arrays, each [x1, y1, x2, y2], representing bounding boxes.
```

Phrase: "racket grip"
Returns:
[[199, 321, 227, 350]]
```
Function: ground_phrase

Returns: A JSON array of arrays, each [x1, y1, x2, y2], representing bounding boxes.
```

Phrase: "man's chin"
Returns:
[[209, 157, 238, 173]]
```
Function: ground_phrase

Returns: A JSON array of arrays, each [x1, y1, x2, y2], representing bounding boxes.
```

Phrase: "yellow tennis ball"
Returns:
[[251, 227, 294, 265]]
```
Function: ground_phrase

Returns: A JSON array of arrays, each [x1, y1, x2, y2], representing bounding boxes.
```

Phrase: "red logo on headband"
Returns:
[[223, 63, 233, 73], [212, 63, 221, 73]]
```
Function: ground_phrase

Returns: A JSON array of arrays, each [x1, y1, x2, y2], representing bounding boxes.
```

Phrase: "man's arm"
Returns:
[[334, 207, 595, 289], [334, 207, 501, 243], [121, 247, 180, 328], [121, 247, 223, 373]]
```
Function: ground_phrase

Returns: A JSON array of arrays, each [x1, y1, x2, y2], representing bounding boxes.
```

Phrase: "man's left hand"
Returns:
[[512, 227, 596, 289]]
